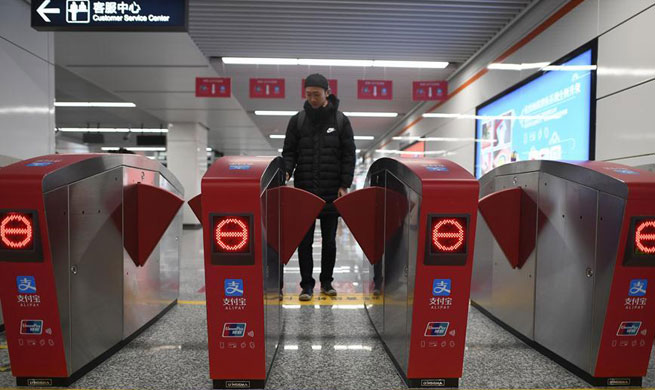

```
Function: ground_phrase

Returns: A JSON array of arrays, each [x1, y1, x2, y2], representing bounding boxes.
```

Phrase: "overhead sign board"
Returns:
[[249, 78, 285, 99], [31, 0, 188, 31], [196, 78, 231, 98], [357, 80, 392, 100], [413, 81, 448, 101]]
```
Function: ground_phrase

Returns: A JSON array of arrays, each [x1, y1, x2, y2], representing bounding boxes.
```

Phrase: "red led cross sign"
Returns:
[[0, 212, 34, 250], [635, 219, 655, 255], [431, 217, 467, 254], [214, 216, 250, 253]]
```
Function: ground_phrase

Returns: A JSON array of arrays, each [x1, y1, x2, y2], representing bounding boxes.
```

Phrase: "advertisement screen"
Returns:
[[474, 47, 595, 178]]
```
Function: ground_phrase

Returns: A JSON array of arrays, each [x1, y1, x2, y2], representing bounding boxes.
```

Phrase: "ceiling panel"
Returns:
[[189, 0, 535, 61]]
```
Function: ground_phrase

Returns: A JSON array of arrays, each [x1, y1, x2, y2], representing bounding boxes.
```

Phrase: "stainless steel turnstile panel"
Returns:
[[366, 173, 385, 336], [69, 168, 124, 374], [590, 192, 624, 369], [123, 168, 181, 338], [482, 172, 539, 339], [406, 187, 420, 368], [263, 169, 282, 370], [471, 212, 493, 308], [473, 160, 632, 378], [44, 186, 72, 374], [534, 173, 598, 372], [41, 161, 182, 376], [382, 171, 410, 374]]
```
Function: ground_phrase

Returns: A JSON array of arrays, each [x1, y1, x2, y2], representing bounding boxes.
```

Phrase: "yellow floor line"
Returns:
[[0, 345, 7, 349], [177, 300, 207, 305]]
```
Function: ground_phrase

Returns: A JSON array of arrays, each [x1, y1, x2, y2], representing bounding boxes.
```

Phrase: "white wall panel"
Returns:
[[598, 0, 655, 34], [597, 5, 655, 97], [0, 35, 55, 160], [595, 79, 655, 161], [0, 0, 51, 61]]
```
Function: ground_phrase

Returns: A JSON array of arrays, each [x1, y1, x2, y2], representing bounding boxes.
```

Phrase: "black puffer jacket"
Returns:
[[282, 95, 356, 213]]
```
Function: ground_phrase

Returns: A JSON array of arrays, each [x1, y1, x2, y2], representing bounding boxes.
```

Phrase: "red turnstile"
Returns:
[[0, 154, 184, 387], [189, 156, 324, 390], [473, 160, 655, 386], [334, 157, 479, 388]]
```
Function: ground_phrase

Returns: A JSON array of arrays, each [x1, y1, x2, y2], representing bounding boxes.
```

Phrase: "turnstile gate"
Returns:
[[473, 160, 655, 386], [189, 156, 325, 390], [335, 157, 479, 388], [0, 154, 184, 386]]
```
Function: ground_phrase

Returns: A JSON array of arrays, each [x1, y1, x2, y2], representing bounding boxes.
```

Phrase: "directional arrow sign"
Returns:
[[36, 0, 60, 22], [31, 0, 188, 31]]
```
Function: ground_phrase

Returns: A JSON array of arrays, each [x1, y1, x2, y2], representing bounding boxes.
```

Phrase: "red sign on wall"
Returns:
[[196, 77, 231, 98], [357, 80, 392, 100], [401, 141, 426, 158], [250, 78, 285, 99], [301, 79, 338, 97], [413, 81, 448, 101]]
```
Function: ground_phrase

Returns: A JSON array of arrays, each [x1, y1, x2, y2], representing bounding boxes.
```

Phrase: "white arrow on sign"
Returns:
[[37, 0, 60, 23]]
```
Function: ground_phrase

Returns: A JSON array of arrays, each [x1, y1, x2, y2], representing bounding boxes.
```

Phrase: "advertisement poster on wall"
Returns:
[[474, 46, 595, 178]]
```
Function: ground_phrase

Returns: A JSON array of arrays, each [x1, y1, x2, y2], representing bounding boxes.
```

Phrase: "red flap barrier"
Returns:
[[333, 187, 386, 264], [188, 193, 203, 224], [124, 183, 184, 267], [265, 186, 325, 265], [478, 187, 537, 269]]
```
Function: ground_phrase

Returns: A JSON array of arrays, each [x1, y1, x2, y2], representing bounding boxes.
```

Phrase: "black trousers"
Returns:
[[298, 213, 339, 290]]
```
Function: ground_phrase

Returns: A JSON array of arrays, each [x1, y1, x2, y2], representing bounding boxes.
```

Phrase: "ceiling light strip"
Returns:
[[223, 57, 448, 69], [255, 111, 397, 118], [54, 102, 136, 107], [57, 128, 167, 133], [270, 134, 373, 140]]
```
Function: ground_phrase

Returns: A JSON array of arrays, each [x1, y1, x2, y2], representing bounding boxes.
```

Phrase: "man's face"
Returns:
[[305, 86, 329, 109]]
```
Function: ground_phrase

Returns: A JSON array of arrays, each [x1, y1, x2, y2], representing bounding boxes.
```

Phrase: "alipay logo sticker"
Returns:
[[432, 279, 451, 296], [224, 279, 244, 297], [17, 276, 37, 294], [629, 279, 647, 297]]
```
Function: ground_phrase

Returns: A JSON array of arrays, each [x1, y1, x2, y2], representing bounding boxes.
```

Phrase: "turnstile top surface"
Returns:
[[202, 156, 283, 191], [479, 160, 655, 199], [0, 154, 184, 195], [366, 157, 477, 196]]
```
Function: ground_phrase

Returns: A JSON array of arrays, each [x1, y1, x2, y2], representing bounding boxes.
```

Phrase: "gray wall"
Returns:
[[0, 0, 55, 159]]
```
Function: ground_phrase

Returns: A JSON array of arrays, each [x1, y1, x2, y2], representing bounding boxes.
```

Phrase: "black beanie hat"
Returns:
[[305, 73, 329, 90]]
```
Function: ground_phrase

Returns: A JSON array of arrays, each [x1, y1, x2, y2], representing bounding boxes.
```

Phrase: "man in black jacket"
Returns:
[[282, 73, 356, 301]]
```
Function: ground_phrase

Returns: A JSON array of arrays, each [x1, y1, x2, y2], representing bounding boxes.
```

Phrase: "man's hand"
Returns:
[[338, 187, 348, 198], [286, 172, 290, 181]]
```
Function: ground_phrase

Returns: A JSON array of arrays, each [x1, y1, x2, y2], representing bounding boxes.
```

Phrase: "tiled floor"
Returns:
[[1, 223, 655, 389]]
